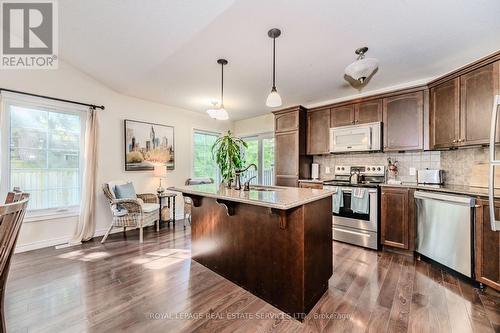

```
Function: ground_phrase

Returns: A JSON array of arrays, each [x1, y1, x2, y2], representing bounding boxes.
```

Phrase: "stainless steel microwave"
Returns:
[[329, 122, 381, 153]]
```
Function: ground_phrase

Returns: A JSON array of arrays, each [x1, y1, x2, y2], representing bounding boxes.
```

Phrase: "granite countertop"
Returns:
[[380, 182, 500, 198], [298, 178, 335, 184], [168, 184, 334, 210]]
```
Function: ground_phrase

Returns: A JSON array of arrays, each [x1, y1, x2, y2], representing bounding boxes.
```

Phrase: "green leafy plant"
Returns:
[[211, 131, 248, 183]]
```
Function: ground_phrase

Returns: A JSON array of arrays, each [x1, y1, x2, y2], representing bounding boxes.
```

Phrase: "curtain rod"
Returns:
[[0, 88, 105, 110]]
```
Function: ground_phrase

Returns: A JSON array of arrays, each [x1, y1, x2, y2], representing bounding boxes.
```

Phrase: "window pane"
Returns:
[[242, 138, 258, 185], [10, 148, 47, 169], [10, 106, 48, 130], [9, 105, 81, 210], [10, 128, 46, 149], [193, 131, 219, 182], [262, 138, 275, 185]]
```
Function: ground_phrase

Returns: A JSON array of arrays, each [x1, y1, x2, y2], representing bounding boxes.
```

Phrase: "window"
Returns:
[[192, 130, 220, 183], [1, 94, 85, 214], [241, 133, 274, 186]]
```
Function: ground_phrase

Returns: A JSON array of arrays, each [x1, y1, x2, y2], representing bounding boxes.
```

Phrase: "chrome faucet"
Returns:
[[234, 163, 257, 190]]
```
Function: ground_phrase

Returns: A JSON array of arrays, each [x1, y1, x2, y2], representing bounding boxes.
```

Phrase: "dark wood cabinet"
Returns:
[[307, 108, 330, 155], [475, 199, 500, 291], [460, 61, 500, 146], [430, 78, 460, 148], [381, 187, 415, 250], [355, 100, 383, 124], [273, 106, 312, 187], [383, 92, 424, 151], [330, 105, 354, 127], [429, 60, 500, 149]]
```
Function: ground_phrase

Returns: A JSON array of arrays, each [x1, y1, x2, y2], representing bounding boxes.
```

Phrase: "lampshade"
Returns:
[[344, 57, 378, 84], [153, 165, 167, 177], [266, 88, 282, 108], [206, 107, 229, 120]]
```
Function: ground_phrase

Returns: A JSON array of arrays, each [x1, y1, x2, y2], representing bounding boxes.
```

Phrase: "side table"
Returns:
[[157, 192, 177, 226]]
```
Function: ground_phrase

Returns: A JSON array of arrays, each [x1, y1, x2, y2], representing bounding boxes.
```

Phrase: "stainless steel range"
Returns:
[[323, 165, 385, 250]]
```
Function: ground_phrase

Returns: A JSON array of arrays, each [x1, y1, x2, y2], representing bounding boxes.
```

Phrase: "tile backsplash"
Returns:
[[313, 147, 489, 185]]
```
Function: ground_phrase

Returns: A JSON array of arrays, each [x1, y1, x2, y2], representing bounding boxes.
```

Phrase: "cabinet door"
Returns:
[[383, 92, 424, 151], [381, 187, 409, 249], [307, 109, 331, 155], [475, 199, 500, 291], [330, 105, 355, 127], [460, 61, 500, 145], [275, 131, 298, 177], [275, 111, 298, 133], [355, 100, 382, 124], [430, 78, 460, 149]]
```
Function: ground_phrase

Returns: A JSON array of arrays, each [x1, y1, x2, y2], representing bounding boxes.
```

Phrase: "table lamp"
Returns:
[[153, 165, 167, 194]]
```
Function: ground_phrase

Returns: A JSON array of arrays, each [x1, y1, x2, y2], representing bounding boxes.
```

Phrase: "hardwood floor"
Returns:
[[5, 223, 500, 333]]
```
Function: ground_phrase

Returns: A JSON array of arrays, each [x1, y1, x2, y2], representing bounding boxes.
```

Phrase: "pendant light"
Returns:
[[266, 28, 282, 108], [207, 59, 229, 120], [344, 47, 378, 84]]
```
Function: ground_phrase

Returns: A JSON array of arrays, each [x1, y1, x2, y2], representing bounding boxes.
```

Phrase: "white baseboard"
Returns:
[[14, 216, 186, 253]]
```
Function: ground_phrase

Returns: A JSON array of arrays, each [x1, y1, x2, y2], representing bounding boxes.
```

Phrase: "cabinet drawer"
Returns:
[[299, 182, 323, 189]]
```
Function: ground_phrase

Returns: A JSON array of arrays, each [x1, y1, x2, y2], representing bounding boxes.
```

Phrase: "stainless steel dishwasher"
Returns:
[[414, 191, 476, 277]]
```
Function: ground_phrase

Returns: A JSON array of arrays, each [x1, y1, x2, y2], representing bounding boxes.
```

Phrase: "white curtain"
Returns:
[[71, 107, 99, 243]]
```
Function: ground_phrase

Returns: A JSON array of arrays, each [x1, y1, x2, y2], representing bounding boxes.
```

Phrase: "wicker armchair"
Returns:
[[102, 180, 160, 243], [184, 178, 214, 228]]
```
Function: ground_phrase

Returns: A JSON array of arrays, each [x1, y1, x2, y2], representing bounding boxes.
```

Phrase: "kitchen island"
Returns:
[[169, 184, 334, 320]]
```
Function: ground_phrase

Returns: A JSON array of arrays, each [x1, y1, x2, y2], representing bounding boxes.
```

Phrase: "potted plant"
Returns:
[[212, 131, 248, 186]]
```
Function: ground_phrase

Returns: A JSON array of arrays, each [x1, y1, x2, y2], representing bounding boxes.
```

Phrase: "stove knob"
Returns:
[[341, 167, 344, 171], [377, 167, 381, 171]]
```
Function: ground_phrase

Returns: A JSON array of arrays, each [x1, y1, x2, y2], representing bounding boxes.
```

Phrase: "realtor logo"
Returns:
[[1, 0, 58, 69]]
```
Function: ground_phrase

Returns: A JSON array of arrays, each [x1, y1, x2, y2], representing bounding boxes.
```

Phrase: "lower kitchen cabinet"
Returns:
[[475, 199, 500, 291], [381, 187, 415, 250]]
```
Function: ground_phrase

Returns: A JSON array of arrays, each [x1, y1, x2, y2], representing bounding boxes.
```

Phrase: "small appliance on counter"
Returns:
[[311, 163, 320, 180], [417, 169, 444, 185]]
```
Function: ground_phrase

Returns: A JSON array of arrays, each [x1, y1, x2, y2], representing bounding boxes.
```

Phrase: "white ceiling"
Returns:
[[59, 0, 500, 120]]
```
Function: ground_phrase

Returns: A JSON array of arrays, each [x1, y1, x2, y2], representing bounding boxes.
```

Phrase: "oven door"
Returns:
[[332, 187, 378, 232], [330, 126, 372, 153]]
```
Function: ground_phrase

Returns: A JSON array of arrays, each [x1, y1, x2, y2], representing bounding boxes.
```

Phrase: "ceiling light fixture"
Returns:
[[266, 28, 282, 108], [344, 47, 378, 84], [207, 59, 229, 120]]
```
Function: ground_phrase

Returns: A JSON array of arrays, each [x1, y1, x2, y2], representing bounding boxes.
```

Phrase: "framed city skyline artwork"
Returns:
[[124, 119, 175, 171]]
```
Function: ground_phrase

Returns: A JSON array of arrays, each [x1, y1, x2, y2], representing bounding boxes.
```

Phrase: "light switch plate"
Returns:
[[409, 167, 416, 176], [325, 166, 331, 174]]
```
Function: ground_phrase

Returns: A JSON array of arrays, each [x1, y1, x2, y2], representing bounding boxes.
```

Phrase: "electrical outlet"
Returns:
[[325, 166, 331, 174], [409, 167, 416, 176]]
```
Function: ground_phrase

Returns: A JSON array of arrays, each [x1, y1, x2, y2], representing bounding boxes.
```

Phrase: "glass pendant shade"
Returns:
[[344, 57, 378, 83], [206, 106, 229, 120], [266, 87, 282, 107]]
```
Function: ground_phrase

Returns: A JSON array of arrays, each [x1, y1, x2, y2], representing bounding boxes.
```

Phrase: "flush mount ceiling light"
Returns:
[[207, 59, 229, 120], [266, 28, 282, 108], [344, 47, 379, 84]]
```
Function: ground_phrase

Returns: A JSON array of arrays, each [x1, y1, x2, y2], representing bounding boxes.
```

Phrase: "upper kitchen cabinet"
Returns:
[[430, 78, 460, 149], [430, 59, 500, 149], [383, 91, 424, 151], [307, 108, 330, 155], [275, 110, 299, 133], [273, 106, 312, 187], [355, 100, 383, 124], [460, 61, 500, 145], [330, 105, 355, 127]]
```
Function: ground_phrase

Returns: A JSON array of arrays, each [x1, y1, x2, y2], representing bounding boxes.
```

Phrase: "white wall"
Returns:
[[0, 61, 232, 252], [233, 114, 274, 137]]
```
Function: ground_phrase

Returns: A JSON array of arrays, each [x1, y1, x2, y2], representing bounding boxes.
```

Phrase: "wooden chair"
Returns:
[[183, 178, 214, 228], [0, 190, 29, 333]]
